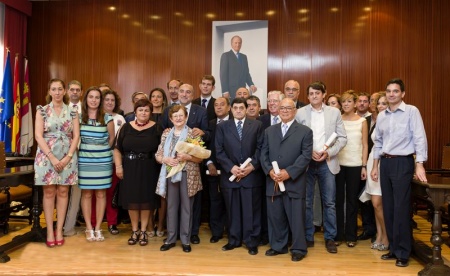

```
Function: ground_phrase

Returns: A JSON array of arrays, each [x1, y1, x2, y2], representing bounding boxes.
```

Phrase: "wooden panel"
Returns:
[[26, 0, 450, 168]]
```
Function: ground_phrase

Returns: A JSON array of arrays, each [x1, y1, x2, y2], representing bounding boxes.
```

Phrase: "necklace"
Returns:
[[135, 119, 150, 127]]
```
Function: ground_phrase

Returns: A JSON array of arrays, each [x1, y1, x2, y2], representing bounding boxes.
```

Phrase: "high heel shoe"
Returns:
[[139, 231, 148, 246], [85, 229, 95, 242], [46, 240, 56, 248], [377, 243, 390, 251], [128, 230, 140, 245], [94, 229, 105, 242]]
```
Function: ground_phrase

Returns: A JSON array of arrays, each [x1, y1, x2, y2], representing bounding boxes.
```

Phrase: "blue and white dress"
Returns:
[[78, 114, 113, 189]]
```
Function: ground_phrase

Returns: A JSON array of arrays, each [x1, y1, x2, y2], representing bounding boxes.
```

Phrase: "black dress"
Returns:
[[116, 122, 162, 210]]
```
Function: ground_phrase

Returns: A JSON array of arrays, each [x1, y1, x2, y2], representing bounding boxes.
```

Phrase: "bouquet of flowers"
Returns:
[[166, 137, 211, 178]]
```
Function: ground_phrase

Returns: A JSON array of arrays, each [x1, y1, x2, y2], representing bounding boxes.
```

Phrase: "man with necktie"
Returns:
[[193, 75, 217, 120], [220, 36, 257, 101], [63, 80, 83, 237], [215, 97, 263, 255], [261, 98, 313, 262]]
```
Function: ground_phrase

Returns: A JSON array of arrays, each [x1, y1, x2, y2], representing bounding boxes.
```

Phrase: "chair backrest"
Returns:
[[0, 142, 5, 169]]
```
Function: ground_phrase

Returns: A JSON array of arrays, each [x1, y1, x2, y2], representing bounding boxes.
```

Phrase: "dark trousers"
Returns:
[[191, 191, 202, 235], [222, 186, 261, 248], [207, 175, 226, 237], [359, 179, 376, 236], [380, 156, 414, 260], [267, 195, 307, 255], [335, 166, 361, 242]]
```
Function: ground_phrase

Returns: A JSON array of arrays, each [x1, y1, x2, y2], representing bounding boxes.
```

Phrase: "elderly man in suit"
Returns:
[[193, 75, 217, 121], [215, 97, 264, 255], [161, 83, 208, 244], [295, 81, 347, 254], [258, 90, 284, 130], [261, 98, 313, 262], [204, 97, 231, 243], [220, 36, 256, 100]]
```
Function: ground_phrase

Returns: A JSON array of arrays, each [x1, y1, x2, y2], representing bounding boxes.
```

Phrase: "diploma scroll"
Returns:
[[271, 161, 285, 192], [229, 157, 252, 182], [322, 132, 338, 152]]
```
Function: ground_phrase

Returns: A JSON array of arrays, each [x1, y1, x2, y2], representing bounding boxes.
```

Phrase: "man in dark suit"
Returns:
[[257, 90, 284, 245], [192, 75, 217, 121], [261, 98, 313, 262], [220, 35, 256, 100], [167, 79, 182, 105], [161, 83, 209, 245], [284, 80, 305, 109], [215, 97, 264, 255], [204, 97, 231, 243], [246, 95, 261, 120]]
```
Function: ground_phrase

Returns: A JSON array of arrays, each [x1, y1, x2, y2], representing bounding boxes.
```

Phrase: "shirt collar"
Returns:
[[217, 115, 230, 123], [201, 96, 212, 101], [310, 103, 325, 113], [386, 101, 406, 113], [234, 117, 246, 125], [281, 118, 295, 128]]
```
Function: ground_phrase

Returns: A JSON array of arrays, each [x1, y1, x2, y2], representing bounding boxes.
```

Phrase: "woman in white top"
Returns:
[[90, 89, 126, 235], [335, 91, 368, 247], [364, 92, 389, 250]]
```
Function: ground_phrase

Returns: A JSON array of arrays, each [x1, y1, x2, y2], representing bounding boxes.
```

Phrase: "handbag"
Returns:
[[112, 180, 121, 208]]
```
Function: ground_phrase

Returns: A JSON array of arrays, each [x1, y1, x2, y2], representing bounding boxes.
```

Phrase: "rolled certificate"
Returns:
[[322, 132, 338, 152], [229, 157, 252, 182], [271, 161, 285, 192]]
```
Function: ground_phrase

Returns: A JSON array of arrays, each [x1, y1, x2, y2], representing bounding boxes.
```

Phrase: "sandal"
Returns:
[[95, 229, 105, 242], [148, 230, 155, 238], [139, 231, 149, 246], [85, 229, 95, 242], [108, 225, 120, 235], [156, 230, 165, 237], [346, 241, 357, 247], [128, 230, 140, 245], [377, 243, 389, 251], [371, 242, 379, 249]]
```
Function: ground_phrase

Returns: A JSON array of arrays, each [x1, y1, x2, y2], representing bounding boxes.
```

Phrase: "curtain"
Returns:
[[0, 3, 5, 85]]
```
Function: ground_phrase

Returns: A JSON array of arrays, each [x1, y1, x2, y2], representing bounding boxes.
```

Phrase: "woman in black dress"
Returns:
[[114, 99, 162, 246]]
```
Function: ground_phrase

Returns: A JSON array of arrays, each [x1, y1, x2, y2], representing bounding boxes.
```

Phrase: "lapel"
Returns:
[[188, 104, 197, 125], [228, 120, 240, 141], [323, 106, 331, 137], [241, 118, 252, 140], [281, 122, 297, 142]]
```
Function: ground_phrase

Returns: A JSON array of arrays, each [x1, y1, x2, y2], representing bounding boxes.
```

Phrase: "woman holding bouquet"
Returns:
[[114, 99, 162, 246], [155, 105, 203, 253]]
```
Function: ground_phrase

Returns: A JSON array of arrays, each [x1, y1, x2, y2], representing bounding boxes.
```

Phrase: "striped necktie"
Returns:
[[272, 116, 278, 125], [237, 120, 243, 140], [282, 123, 288, 137]]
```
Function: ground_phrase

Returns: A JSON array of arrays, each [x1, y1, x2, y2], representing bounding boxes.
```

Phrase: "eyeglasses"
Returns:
[[279, 106, 295, 111], [267, 99, 279, 103], [284, 87, 299, 92]]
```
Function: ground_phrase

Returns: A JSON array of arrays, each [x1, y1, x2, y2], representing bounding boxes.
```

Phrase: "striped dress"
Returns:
[[78, 115, 113, 189]]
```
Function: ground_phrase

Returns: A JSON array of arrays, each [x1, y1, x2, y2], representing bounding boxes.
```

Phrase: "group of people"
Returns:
[[34, 75, 427, 267]]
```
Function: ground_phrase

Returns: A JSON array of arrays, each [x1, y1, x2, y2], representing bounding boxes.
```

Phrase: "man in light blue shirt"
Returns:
[[371, 78, 428, 268]]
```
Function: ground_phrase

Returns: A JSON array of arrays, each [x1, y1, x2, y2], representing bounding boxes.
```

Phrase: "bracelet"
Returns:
[[362, 165, 367, 168], [116, 165, 123, 168], [46, 151, 53, 157]]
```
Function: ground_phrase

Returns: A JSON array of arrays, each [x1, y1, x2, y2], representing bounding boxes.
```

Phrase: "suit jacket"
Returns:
[[261, 121, 313, 198], [220, 50, 254, 99], [205, 118, 219, 166], [296, 101, 306, 109], [257, 113, 271, 130], [215, 118, 263, 189], [193, 97, 216, 121], [295, 104, 347, 175], [161, 104, 209, 135]]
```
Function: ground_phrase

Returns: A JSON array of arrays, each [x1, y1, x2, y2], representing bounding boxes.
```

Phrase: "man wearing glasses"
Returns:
[[261, 98, 313, 262], [284, 80, 306, 109]]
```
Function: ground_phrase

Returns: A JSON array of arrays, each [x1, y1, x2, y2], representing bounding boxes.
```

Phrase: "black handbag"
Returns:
[[112, 180, 121, 208]]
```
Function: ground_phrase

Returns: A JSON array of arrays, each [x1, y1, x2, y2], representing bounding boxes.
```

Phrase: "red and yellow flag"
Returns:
[[11, 54, 21, 153]]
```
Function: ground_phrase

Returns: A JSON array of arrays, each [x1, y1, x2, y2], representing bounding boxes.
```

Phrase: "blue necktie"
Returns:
[[272, 116, 278, 125], [282, 123, 288, 137], [237, 120, 243, 140], [201, 98, 207, 108]]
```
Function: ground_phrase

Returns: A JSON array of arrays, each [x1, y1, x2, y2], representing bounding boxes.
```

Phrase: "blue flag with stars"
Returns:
[[0, 51, 14, 152]]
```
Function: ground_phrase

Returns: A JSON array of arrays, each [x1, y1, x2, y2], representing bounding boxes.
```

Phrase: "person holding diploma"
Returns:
[[215, 97, 264, 255], [295, 81, 347, 254], [261, 98, 313, 261]]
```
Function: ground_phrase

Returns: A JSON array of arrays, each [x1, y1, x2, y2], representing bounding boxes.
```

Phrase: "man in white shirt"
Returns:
[[64, 80, 82, 237]]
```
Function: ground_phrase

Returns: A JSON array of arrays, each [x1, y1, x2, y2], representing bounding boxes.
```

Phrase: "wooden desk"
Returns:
[[5, 157, 35, 168], [0, 165, 45, 263], [412, 174, 450, 275]]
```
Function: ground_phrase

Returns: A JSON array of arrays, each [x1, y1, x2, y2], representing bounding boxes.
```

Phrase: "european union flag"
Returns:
[[0, 51, 14, 152]]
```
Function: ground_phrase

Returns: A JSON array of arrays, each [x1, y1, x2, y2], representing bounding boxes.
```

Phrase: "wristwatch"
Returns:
[[67, 152, 73, 158]]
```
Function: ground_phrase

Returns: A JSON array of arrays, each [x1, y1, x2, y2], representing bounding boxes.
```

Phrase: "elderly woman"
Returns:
[[114, 98, 162, 246], [335, 91, 368, 247], [34, 79, 80, 247], [155, 105, 202, 253]]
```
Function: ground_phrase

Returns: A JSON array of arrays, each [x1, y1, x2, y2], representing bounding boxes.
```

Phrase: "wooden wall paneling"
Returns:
[[91, 1, 119, 91], [310, 0, 342, 95], [339, 0, 373, 94]]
